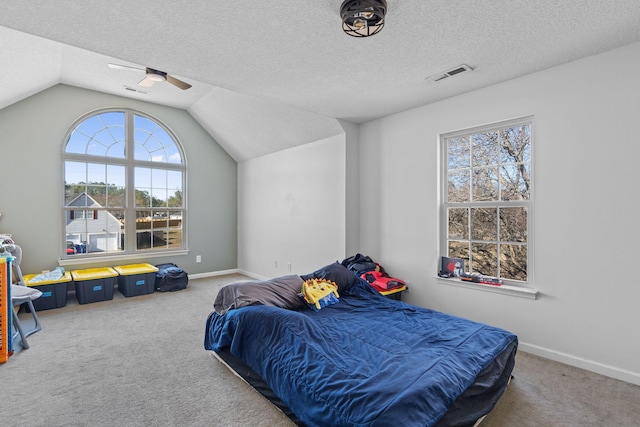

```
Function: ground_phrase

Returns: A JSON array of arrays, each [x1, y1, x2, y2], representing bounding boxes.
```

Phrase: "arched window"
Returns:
[[63, 109, 186, 258]]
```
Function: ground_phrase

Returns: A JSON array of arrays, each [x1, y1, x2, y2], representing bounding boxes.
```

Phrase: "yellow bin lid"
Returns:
[[71, 267, 119, 280], [25, 271, 73, 286], [378, 285, 407, 295], [113, 263, 159, 276]]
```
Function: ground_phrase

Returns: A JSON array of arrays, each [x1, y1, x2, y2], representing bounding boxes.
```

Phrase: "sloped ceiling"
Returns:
[[2, 1, 640, 161]]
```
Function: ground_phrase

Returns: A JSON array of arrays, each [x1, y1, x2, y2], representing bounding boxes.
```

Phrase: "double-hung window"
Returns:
[[63, 109, 186, 258], [441, 117, 533, 285]]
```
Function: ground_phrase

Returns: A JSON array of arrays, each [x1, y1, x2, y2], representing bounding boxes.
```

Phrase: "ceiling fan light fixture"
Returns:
[[341, 0, 387, 38], [110, 63, 192, 90], [146, 69, 167, 82]]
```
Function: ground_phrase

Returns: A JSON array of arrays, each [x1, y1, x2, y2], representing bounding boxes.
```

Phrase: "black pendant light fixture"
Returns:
[[340, 0, 387, 38]]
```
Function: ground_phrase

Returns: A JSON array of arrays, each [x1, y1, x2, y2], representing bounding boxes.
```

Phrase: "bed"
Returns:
[[204, 262, 517, 427]]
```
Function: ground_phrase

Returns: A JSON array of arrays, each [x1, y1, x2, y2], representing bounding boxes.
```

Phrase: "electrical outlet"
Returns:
[[274, 260, 278, 268], [196, 255, 202, 263], [288, 263, 292, 272]]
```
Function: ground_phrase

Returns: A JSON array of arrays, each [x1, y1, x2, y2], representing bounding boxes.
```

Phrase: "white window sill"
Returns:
[[435, 277, 538, 300], [59, 250, 188, 267]]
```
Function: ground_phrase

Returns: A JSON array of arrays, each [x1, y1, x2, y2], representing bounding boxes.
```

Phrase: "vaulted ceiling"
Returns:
[[2, 1, 640, 161]]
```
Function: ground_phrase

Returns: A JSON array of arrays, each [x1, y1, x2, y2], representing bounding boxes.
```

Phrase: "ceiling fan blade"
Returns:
[[108, 63, 145, 73], [166, 75, 192, 90], [137, 76, 157, 87]]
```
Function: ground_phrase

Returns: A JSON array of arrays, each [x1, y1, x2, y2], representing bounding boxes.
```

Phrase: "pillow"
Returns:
[[301, 262, 359, 292], [214, 275, 305, 315]]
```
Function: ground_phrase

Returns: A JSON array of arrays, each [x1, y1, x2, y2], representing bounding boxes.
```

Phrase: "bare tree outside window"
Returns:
[[443, 118, 532, 283]]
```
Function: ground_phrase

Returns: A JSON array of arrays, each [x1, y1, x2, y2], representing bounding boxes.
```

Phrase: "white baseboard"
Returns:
[[192, 270, 640, 387], [189, 268, 239, 280], [519, 342, 640, 386], [236, 269, 270, 281]]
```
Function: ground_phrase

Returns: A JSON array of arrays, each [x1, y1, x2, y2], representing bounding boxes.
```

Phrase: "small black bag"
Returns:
[[155, 263, 188, 292]]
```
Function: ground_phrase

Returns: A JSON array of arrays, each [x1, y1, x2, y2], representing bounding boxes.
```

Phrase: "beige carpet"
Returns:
[[2, 274, 639, 426]]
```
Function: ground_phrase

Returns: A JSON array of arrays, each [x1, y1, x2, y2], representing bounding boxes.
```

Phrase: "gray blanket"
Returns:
[[214, 275, 305, 315]]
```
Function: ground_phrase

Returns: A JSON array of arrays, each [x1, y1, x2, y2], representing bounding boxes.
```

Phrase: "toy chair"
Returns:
[[3, 243, 42, 350]]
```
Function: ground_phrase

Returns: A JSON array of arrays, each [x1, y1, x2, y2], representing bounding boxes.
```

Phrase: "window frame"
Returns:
[[439, 116, 534, 288], [61, 108, 187, 261]]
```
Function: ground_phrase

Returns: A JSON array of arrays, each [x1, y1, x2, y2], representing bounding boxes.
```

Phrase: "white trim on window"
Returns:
[[439, 116, 535, 289], [62, 108, 187, 259]]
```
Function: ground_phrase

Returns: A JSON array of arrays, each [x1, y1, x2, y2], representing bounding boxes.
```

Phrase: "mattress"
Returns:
[[205, 278, 517, 426]]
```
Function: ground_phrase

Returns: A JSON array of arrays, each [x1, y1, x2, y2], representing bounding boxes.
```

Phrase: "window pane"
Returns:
[[165, 145, 182, 164], [106, 165, 125, 187], [447, 136, 470, 169], [471, 242, 498, 276], [169, 191, 183, 208], [87, 163, 106, 183], [152, 168, 167, 187], [106, 185, 126, 208], [448, 208, 468, 239], [136, 230, 154, 250], [169, 211, 184, 248], [152, 188, 168, 207], [500, 207, 527, 242], [135, 167, 151, 188], [104, 165, 126, 208], [448, 241, 469, 266], [135, 211, 152, 249], [106, 141, 126, 158], [152, 169, 168, 207], [66, 131, 89, 154], [134, 143, 152, 161], [472, 132, 500, 166], [167, 171, 183, 207], [66, 209, 124, 254], [65, 161, 86, 185], [65, 161, 87, 205], [142, 210, 184, 250], [135, 167, 180, 208], [500, 164, 531, 201], [85, 185, 106, 206], [472, 167, 499, 201], [471, 208, 497, 241], [500, 125, 531, 164], [135, 189, 151, 208], [69, 112, 125, 159], [134, 114, 182, 163], [447, 171, 470, 202], [135, 209, 175, 250], [86, 140, 108, 157], [135, 133, 164, 156], [500, 244, 527, 281]]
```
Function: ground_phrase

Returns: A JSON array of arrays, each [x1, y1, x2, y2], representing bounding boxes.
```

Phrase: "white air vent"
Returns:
[[123, 86, 148, 94], [425, 64, 473, 84]]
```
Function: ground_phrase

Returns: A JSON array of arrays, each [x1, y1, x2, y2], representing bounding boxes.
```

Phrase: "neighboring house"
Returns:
[[65, 193, 122, 253]]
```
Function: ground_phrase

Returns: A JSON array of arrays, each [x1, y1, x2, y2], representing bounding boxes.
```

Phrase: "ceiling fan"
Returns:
[[108, 63, 192, 90]]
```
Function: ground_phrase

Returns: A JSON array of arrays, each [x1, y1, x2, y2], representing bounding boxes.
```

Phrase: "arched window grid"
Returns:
[[62, 108, 186, 258]]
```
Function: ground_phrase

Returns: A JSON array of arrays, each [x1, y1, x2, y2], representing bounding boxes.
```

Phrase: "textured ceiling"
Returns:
[[2, 1, 640, 161]]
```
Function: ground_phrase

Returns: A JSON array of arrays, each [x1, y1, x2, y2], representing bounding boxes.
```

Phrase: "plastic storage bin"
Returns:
[[71, 267, 118, 304], [379, 285, 406, 301], [113, 263, 159, 297], [24, 272, 72, 311]]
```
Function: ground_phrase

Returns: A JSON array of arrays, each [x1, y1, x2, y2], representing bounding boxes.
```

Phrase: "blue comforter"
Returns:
[[204, 281, 517, 426]]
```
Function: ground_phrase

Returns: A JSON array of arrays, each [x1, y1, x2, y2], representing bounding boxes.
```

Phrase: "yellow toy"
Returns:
[[301, 278, 340, 311]]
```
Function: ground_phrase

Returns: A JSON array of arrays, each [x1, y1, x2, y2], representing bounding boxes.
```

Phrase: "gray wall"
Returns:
[[0, 84, 237, 275]]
